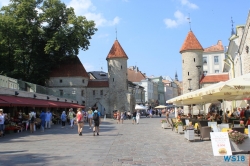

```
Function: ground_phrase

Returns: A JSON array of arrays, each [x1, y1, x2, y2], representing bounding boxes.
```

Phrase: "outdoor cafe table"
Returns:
[[221, 128, 249, 134]]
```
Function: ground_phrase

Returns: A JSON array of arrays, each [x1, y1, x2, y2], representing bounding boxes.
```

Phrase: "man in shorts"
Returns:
[[92, 107, 101, 136]]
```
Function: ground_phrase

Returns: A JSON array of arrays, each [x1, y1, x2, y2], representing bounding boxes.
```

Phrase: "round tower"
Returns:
[[106, 40, 128, 111], [180, 31, 204, 94]]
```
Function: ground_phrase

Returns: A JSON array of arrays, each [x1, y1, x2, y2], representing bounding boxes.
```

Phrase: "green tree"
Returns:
[[0, 0, 97, 85]]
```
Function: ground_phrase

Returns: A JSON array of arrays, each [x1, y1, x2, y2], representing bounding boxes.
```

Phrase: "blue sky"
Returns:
[[1, 0, 250, 81]]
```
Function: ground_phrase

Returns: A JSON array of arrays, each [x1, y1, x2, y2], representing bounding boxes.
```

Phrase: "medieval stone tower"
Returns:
[[180, 31, 203, 113], [106, 39, 129, 111]]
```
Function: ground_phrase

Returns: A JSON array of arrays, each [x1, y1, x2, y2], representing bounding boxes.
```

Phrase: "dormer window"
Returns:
[[60, 79, 62, 83]]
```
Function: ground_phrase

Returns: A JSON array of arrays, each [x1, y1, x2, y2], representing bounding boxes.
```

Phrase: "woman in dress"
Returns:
[[136, 110, 140, 124], [76, 108, 83, 136], [87, 107, 93, 129]]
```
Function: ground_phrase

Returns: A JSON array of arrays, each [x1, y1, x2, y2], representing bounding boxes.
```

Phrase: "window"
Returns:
[[93, 90, 95, 95], [203, 57, 207, 64], [72, 90, 76, 94], [81, 90, 84, 96], [214, 56, 219, 64], [82, 101, 85, 105], [215, 70, 219, 73], [194, 58, 195, 62], [60, 79, 62, 83], [121, 65, 122, 69], [183, 60, 184, 63], [82, 79, 85, 83], [59, 90, 63, 96], [113, 78, 114, 82], [100, 90, 103, 95], [188, 72, 189, 76]]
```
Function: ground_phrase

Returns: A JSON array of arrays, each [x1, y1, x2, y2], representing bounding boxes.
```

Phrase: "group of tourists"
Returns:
[[115, 110, 141, 124], [60, 107, 101, 136]]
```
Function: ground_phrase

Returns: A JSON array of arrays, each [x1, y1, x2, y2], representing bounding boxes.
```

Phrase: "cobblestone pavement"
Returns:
[[0, 116, 249, 166]]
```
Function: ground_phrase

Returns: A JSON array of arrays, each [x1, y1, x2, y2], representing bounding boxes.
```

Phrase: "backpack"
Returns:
[[30, 114, 35, 123], [93, 112, 99, 121]]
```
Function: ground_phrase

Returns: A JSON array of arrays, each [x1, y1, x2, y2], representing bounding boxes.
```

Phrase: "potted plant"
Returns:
[[228, 130, 249, 152], [161, 120, 167, 128], [174, 121, 183, 133]]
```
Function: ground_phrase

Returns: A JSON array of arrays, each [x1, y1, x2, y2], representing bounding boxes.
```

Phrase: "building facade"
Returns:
[[48, 40, 136, 117]]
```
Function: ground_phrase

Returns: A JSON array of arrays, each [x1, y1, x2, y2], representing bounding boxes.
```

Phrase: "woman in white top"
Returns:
[[136, 110, 140, 124], [87, 108, 93, 129]]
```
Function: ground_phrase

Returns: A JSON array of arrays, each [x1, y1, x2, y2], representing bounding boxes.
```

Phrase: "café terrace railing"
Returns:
[[0, 75, 76, 101]]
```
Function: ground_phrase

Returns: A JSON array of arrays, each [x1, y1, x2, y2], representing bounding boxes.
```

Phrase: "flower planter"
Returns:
[[184, 130, 195, 141], [178, 125, 184, 134], [161, 123, 168, 129], [230, 138, 250, 152]]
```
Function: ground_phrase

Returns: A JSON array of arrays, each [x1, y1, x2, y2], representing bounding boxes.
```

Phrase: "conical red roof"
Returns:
[[106, 40, 128, 59], [180, 31, 203, 53], [50, 56, 89, 78]]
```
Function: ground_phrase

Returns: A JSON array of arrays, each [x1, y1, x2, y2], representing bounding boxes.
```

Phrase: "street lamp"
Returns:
[[196, 65, 202, 89]]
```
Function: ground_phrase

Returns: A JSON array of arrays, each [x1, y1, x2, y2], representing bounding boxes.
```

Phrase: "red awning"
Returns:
[[0, 99, 10, 106], [0, 95, 48, 107], [0, 95, 84, 108]]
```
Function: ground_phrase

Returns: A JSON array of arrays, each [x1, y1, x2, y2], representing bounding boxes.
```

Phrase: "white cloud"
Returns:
[[0, 0, 9, 7], [82, 63, 95, 71], [67, 0, 120, 27], [164, 10, 187, 28], [180, 0, 198, 9]]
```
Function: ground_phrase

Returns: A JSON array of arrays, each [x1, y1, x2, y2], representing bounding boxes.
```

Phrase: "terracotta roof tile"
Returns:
[[127, 69, 146, 82], [200, 73, 229, 83], [106, 40, 128, 59], [87, 81, 109, 87], [204, 40, 224, 52], [50, 56, 89, 78], [180, 31, 204, 53], [162, 79, 171, 84]]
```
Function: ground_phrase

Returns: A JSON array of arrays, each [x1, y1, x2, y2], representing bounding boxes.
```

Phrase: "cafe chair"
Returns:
[[232, 127, 245, 134], [200, 126, 211, 140]]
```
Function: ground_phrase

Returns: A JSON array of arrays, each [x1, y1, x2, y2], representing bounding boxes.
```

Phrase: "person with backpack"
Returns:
[[76, 108, 83, 136], [29, 109, 36, 133], [92, 107, 101, 136], [61, 111, 67, 128], [39, 109, 46, 132]]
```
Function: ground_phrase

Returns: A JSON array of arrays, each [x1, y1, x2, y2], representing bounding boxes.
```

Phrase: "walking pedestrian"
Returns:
[[45, 110, 52, 129], [0, 109, 5, 137], [121, 112, 125, 124], [61, 111, 67, 128], [159, 109, 162, 117], [87, 107, 93, 129], [117, 110, 121, 124], [29, 109, 36, 133], [132, 111, 136, 124], [68, 108, 75, 129], [76, 108, 83, 136], [92, 107, 101, 136], [39, 110, 46, 132], [136, 110, 140, 124]]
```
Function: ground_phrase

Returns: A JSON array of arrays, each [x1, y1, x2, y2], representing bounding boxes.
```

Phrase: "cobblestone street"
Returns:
[[0, 116, 248, 166]]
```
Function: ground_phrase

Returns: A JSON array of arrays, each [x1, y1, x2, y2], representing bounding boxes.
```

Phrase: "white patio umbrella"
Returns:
[[135, 104, 147, 110], [154, 105, 167, 109]]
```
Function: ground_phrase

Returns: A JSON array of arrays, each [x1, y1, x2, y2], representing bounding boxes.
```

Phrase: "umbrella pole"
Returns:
[[223, 99, 226, 123]]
